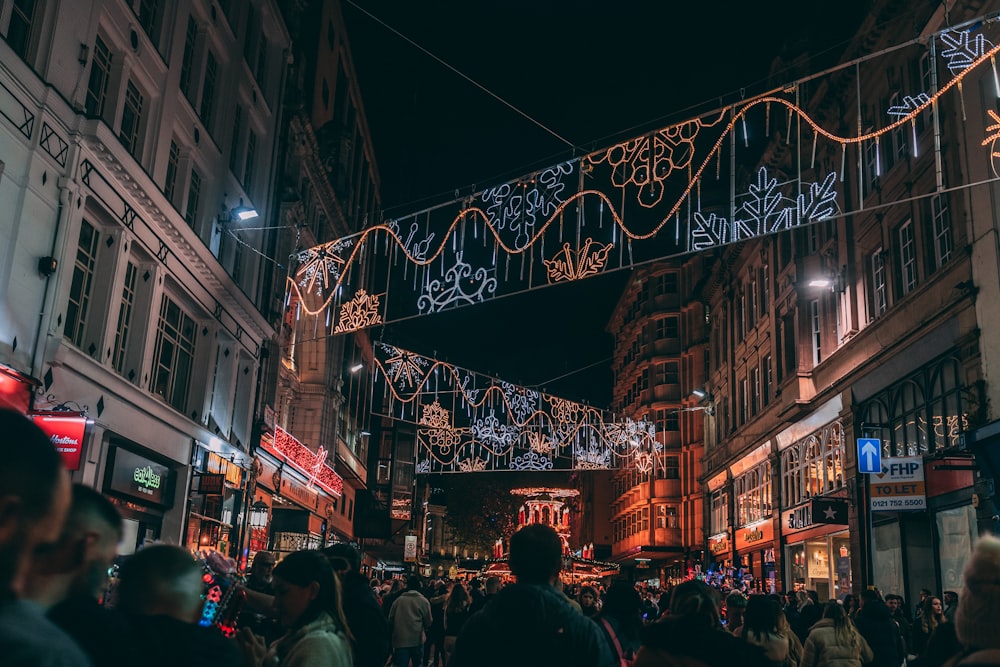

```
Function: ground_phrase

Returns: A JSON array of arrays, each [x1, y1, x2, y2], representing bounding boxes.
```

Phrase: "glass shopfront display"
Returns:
[[785, 531, 852, 600]]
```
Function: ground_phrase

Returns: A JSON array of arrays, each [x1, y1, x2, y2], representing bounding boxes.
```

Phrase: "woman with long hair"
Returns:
[[842, 595, 859, 620], [443, 582, 472, 666], [596, 581, 643, 666], [778, 609, 805, 667], [579, 585, 601, 619], [238, 550, 354, 667], [800, 601, 873, 667], [912, 596, 946, 657], [741, 595, 792, 667]]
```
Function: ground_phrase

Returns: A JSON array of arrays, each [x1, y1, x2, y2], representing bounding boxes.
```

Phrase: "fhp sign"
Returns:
[[870, 456, 926, 512]]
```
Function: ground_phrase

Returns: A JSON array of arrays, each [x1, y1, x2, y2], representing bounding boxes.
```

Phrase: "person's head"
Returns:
[[405, 575, 423, 592], [322, 542, 361, 574], [669, 580, 723, 629], [884, 594, 903, 613], [446, 582, 469, 610], [271, 549, 350, 637], [920, 588, 932, 602], [726, 590, 747, 619], [742, 594, 780, 637], [0, 410, 72, 597], [250, 551, 276, 581], [843, 593, 857, 610], [795, 590, 811, 608], [485, 576, 500, 594], [117, 545, 205, 623], [858, 588, 881, 610], [943, 590, 958, 606], [821, 599, 856, 640], [579, 585, 598, 608], [508, 524, 563, 585], [602, 580, 643, 625], [955, 534, 1000, 651], [29, 484, 122, 603]]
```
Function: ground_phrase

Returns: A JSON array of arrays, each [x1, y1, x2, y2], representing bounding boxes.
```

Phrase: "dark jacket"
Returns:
[[450, 582, 615, 667], [48, 594, 134, 667], [634, 614, 771, 667], [796, 604, 825, 643], [125, 614, 242, 667], [854, 602, 903, 667], [340, 571, 390, 667]]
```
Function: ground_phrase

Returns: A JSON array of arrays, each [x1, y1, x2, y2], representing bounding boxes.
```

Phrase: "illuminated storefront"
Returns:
[[103, 443, 176, 554]]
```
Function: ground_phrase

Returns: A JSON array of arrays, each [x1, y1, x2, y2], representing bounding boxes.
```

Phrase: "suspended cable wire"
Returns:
[[344, 0, 576, 150]]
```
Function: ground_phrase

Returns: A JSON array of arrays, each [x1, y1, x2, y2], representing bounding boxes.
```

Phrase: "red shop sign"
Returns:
[[30, 412, 87, 471], [263, 427, 343, 497]]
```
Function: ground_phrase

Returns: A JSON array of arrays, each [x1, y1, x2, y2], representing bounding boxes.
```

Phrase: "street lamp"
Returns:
[[249, 500, 269, 529]]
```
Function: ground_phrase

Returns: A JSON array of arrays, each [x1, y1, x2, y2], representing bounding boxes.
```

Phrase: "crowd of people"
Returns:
[[3, 407, 1000, 667]]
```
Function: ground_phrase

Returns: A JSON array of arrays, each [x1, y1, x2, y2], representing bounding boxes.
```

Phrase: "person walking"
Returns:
[[952, 535, 1000, 667], [388, 576, 432, 667], [853, 589, 903, 667], [238, 549, 353, 667], [912, 596, 946, 657], [323, 543, 391, 667], [442, 582, 472, 666], [800, 601, 873, 667], [596, 581, 643, 666], [450, 523, 615, 667], [740, 595, 793, 667]]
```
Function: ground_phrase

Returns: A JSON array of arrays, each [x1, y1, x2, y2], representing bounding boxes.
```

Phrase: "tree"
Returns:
[[440, 475, 520, 556]]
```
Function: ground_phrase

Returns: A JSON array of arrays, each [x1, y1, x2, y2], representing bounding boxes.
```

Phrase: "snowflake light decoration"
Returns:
[[502, 382, 539, 424], [471, 412, 519, 452], [457, 457, 488, 472], [527, 431, 555, 455], [380, 344, 431, 391], [333, 289, 382, 333]]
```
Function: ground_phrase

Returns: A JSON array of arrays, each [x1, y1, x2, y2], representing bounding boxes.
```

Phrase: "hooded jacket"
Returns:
[[801, 618, 874, 667], [449, 582, 615, 667], [269, 612, 352, 667], [634, 614, 772, 667]]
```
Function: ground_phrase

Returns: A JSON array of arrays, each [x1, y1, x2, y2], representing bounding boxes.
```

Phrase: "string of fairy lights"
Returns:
[[279, 14, 1000, 474]]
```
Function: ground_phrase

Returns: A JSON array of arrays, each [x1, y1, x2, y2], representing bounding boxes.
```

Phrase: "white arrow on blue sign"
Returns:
[[857, 438, 882, 474]]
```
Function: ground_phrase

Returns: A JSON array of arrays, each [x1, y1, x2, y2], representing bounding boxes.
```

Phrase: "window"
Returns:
[[185, 169, 202, 227], [864, 128, 879, 190], [762, 354, 773, 406], [659, 272, 678, 295], [655, 361, 678, 385], [64, 220, 100, 349], [7, 0, 37, 59], [179, 17, 197, 101], [164, 140, 180, 204], [656, 316, 678, 340], [899, 219, 917, 294], [870, 248, 887, 319], [229, 106, 244, 173], [663, 455, 679, 479], [739, 376, 748, 425], [255, 34, 268, 89], [200, 51, 218, 129], [112, 262, 138, 375], [749, 275, 758, 324], [810, 299, 821, 365], [709, 488, 728, 535], [890, 93, 907, 163], [119, 80, 144, 158], [931, 195, 952, 268], [136, 0, 164, 50], [750, 365, 761, 416], [780, 420, 845, 507], [734, 462, 772, 526], [151, 295, 197, 412], [85, 36, 113, 118], [243, 131, 256, 193], [759, 265, 769, 315]]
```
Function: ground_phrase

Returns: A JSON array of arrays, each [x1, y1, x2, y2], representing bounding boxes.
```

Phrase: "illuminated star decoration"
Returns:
[[295, 239, 352, 298], [382, 345, 431, 391]]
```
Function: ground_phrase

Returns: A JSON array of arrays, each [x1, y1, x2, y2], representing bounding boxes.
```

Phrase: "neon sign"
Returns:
[[133, 466, 162, 490]]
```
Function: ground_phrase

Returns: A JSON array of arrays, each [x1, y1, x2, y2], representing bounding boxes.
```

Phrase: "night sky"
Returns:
[[342, 0, 870, 407]]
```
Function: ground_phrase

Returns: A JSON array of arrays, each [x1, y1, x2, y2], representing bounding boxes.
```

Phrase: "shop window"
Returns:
[[937, 505, 978, 592], [873, 522, 904, 599], [780, 421, 845, 507]]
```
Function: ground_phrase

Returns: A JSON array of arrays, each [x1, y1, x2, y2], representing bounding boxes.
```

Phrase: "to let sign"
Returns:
[[871, 456, 926, 512]]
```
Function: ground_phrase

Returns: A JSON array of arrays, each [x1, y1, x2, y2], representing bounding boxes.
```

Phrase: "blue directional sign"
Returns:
[[857, 438, 882, 474]]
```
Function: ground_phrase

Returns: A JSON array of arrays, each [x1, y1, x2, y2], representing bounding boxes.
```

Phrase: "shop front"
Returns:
[[184, 446, 247, 557], [251, 427, 344, 559], [0, 363, 38, 414], [782, 497, 852, 600], [706, 531, 732, 587], [103, 442, 176, 554], [736, 520, 776, 593]]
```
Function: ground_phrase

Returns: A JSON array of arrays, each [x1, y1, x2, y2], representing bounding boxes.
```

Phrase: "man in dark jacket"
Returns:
[[323, 543, 391, 667], [855, 589, 904, 667], [450, 524, 615, 667]]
